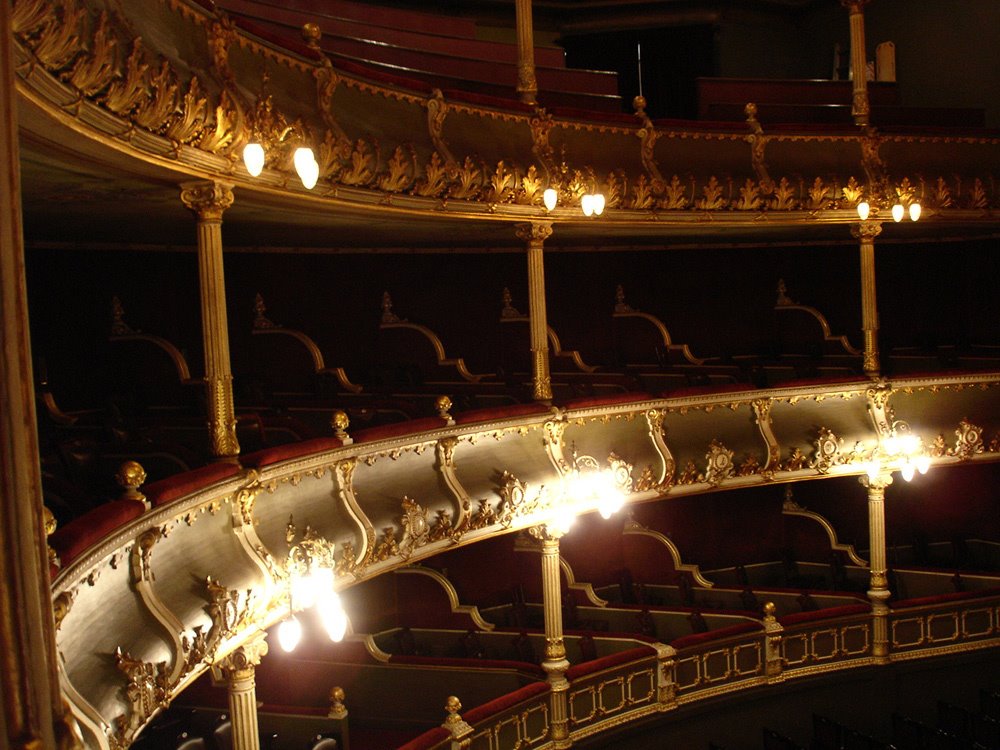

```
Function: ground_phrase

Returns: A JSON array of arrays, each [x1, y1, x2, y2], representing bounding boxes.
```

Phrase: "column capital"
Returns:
[[852, 220, 883, 241], [515, 221, 553, 244], [217, 635, 268, 676], [840, 0, 872, 12], [860, 472, 893, 491], [180, 181, 235, 221], [528, 523, 564, 543]]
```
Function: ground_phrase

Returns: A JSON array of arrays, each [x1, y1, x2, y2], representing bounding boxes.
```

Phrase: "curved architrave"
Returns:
[[252, 327, 363, 393], [781, 495, 867, 567], [332, 458, 375, 569], [381, 321, 488, 382], [645, 409, 672, 487], [613, 309, 706, 366], [129, 529, 189, 686], [108, 333, 198, 385], [60, 667, 111, 750], [752, 399, 781, 475], [394, 565, 495, 631], [774, 303, 861, 357], [622, 518, 714, 589], [435, 437, 471, 531]]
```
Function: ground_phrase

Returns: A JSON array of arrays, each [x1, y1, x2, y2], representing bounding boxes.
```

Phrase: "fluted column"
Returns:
[[861, 473, 892, 663], [853, 221, 883, 377], [180, 181, 240, 459], [516, 222, 553, 402], [841, 0, 872, 126], [0, 2, 65, 747], [531, 527, 570, 747], [217, 637, 269, 750], [514, 0, 538, 105]]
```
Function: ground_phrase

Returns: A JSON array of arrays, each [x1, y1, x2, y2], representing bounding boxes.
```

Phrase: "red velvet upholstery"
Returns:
[[232, 16, 324, 60], [562, 392, 653, 409], [778, 604, 871, 626], [352, 417, 449, 444], [145, 462, 243, 507], [396, 727, 451, 750], [564, 647, 656, 681], [775, 375, 869, 389], [462, 682, 549, 724], [453, 403, 553, 426], [669, 622, 762, 650], [240, 437, 344, 469], [889, 587, 1000, 610], [661, 383, 757, 398], [50, 499, 146, 568]]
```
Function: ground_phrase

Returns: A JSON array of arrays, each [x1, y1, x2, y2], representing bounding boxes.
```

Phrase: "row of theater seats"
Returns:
[[712, 693, 1000, 750]]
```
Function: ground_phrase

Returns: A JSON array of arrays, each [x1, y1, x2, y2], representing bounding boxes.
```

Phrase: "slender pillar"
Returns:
[[217, 637, 269, 750], [853, 221, 883, 377], [180, 181, 240, 459], [515, 222, 553, 402], [0, 3, 66, 747], [861, 472, 892, 663], [841, 0, 872, 126], [533, 528, 571, 747], [514, 0, 538, 105]]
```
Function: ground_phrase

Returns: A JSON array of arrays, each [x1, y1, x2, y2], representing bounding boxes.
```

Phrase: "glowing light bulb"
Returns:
[[909, 202, 921, 221], [866, 459, 882, 482], [857, 201, 870, 221], [900, 462, 915, 482], [892, 203, 904, 222], [581, 194, 594, 217], [916, 455, 931, 475], [277, 616, 302, 652], [243, 142, 265, 177], [592, 193, 606, 216], [318, 591, 348, 642], [543, 188, 558, 211], [550, 503, 576, 535], [294, 147, 319, 190], [291, 571, 317, 609]]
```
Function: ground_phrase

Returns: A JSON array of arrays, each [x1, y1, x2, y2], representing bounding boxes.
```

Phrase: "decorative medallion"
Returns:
[[699, 440, 735, 486], [399, 496, 429, 559], [949, 418, 985, 460], [810, 428, 845, 474]]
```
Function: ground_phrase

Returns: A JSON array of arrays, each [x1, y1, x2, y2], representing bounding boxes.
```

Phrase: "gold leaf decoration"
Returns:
[[696, 176, 726, 210], [378, 144, 417, 193], [661, 174, 689, 210]]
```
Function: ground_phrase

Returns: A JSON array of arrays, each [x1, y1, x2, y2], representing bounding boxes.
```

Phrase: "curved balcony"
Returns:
[[47, 371, 1000, 748]]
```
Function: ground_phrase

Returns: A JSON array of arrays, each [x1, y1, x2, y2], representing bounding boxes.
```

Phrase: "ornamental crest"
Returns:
[[949, 418, 984, 460], [399, 496, 429, 559], [810, 427, 845, 474], [699, 440, 735, 486]]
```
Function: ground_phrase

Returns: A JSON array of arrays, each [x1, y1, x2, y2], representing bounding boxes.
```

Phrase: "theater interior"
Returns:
[[2, 1, 1000, 749]]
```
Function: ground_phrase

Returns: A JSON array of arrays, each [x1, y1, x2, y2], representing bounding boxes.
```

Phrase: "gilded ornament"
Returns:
[[630, 174, 656, 210], [116, 460, 147, 504], [68, 11, 117, 96], [485, 161, 516, 204], [770, 177, 798, 210], [933, 177, 953, 209], [696, 176, 726, 210], [341, 139, 378, 186], [399, 496, 430, 559], [699, 440, 735, 486], [413, 151, 451, 198], [449, 156, 485, 200], [11, 0, 51, 36], [373, 527, 399, 562], [133, 62, 179, 132], [810, 428, 845, 474], [968, 178, 989, 210], [517, 165, 544, 206], [112, 649, 170, 747], [949, 418, 985, 460], [807, 177, 832, 210], [378, 145, 417, 193], [656, 174, 686, 210], [205, 576, 256, 642], [33, 2, 86, 70], [496, 471, 533, 527], [783, 447, 807, 471], [677, 460, 698, 485], [735, 179, 763, 211], [604, 170, 625, 209], [428, 510, 454, 543], [104, 39, 151, 116], [989, 433, 1000, 453], [53, 590, 75, 631], [166, 77, 210, 144], [737, 454, 761, 477]]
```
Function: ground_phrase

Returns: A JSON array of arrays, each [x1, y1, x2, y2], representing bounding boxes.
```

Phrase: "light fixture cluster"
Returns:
[[540, 187, 606, 217], [866, 423, 931, 483], [243, 142, 319, 190], [563, 453, 626, 525], [856, 197, 920, 222], [241, 78, 320, 190], [278, 519, 348, 653]]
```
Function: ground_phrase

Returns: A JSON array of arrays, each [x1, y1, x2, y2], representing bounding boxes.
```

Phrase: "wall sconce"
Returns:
[[564, 452, 626, 520], [278, 517, 348, 652], [866, 421, 930, 483], [241, 75, 319, 190]]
